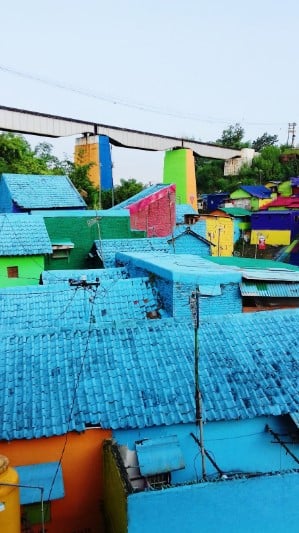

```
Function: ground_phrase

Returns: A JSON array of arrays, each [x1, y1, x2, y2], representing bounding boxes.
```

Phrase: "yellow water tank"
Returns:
[[0, 455, 20, 533]]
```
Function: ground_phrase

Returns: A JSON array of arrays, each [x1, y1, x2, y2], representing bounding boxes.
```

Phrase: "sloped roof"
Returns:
[[240, 185, 272, 199], [207, 256, 299, 273], [261, 196, 299, 209], [1, 173, 87, 209], [111, 184, 175, 211], [217, 207, 251, 217], [169, 227, 214, 247], [95, 238, 170, 268], [41, 267, 128, 284], [240, 280, 299, 297], [0, 214, 52, 256], [0, 277, 164, 333], [2, 310, 299, 439], [175, 204, 198, 224], [172, 220, 206, 239]]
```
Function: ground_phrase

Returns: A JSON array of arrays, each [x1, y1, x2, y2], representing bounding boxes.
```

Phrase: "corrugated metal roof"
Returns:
[[2, 309, 299, 439], [218, 207, 251, 217], [207, 256, 299, 272], [2, 173, 86, 209], [240, 280, 299, 297], [136, 435, 185, 476], [262, 196, 299, 209], [240, 185, 271, 199]]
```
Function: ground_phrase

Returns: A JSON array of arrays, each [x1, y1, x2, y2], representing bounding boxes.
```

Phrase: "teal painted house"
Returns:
[[0, 214, 52, 287], [1, 306, 299, 532], [0, 173, 87, 213]]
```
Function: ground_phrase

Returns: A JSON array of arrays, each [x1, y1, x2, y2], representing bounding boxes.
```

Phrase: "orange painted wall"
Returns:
[[0, 428, 111, 533]]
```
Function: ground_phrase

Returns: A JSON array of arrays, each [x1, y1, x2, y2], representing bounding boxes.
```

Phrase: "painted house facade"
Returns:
[[229, 185, 272, 211], [1, 312, 299, 532], [209, 207, 251, 243], [102, 310, 299, 533], [34, 210, 144, 270], [250, 210, 299, 246], [0, 173, 87, 213], [0, 214, 52, 287], [116, 252, 243, 317], [111, 184, 176, 237]]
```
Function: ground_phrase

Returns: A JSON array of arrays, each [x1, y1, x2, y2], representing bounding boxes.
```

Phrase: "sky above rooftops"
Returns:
[[0, 0, 298, 184]]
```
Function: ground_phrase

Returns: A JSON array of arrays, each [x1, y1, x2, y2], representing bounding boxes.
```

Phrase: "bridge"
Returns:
[[0, 105, 241, 160]]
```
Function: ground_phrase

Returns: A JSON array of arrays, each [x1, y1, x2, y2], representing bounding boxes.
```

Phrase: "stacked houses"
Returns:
[[0, 173, 299, 533]]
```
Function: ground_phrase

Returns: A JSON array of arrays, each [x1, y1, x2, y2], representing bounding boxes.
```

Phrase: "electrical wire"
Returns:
[[0, 63, 288, 128], [46, 283, 100, 510]]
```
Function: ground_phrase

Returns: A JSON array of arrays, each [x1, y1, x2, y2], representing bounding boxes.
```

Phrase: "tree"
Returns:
[[101, 178, 145, 209], [252, 133, 278, 152], [0, 133, 50, 174], [216, 123, 248, 149]]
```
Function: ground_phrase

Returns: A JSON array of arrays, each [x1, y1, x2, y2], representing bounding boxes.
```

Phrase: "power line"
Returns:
[[0, 64, 288, 128]]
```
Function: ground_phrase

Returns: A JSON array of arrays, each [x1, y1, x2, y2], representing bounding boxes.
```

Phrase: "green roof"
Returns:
[[207, 256, 299, 271], [218, 207, 251, 217]]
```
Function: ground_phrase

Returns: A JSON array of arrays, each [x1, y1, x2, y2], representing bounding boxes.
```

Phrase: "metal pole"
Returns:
[[190, 288, 207, 480]]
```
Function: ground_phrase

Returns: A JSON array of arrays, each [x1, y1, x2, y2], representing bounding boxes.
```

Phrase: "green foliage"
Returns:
[[0, 133, 98, 208], [101, 178, 145, 209], [251, 132, 278, 152], [216, 123, 249, 149]]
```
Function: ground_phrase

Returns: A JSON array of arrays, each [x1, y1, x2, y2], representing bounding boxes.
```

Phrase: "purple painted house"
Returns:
[[251, 210, 299, 246]]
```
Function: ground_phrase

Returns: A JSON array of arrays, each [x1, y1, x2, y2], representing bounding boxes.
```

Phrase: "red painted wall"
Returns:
[[129, 192, 176, 237]]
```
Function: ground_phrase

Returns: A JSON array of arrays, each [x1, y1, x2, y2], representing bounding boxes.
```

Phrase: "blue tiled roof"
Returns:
[[0, 278, 164, 332], [240, 185, 271, 199], [1, 174, 87, 209], [172, 220, 206, 239], [0, 214, 52, 255], [176, 204, 198, 224], [1, 309, 299, 439], [41, 267, 128, 284], [111, 184, 171, 209], [95, 238, 170, 268]]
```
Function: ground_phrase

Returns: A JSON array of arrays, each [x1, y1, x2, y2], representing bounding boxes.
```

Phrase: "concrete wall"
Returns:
[[127, 471, 299, 533]]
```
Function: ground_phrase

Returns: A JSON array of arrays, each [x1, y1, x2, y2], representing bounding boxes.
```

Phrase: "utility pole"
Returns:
[[287, 122, 297, 147], [190, 288, 207, 480]]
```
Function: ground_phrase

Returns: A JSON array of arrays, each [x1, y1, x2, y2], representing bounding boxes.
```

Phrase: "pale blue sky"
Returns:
[[0, 0, 298, 184]]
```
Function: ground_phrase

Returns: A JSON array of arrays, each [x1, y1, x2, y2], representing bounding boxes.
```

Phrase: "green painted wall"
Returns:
[[43, 215, 145, 270], [103, 442, 128, 533], [163, 150, 187, 204], [230, 189, 251, 199], [0, 255, 44, 287]]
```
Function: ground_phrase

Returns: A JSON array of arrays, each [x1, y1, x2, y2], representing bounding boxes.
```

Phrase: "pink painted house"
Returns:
[[110, 184, 176, 237]]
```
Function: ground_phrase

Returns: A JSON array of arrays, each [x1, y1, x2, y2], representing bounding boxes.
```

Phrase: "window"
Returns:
[[51, 242, 74, 260], [21, 502, 51, 527], [7, 266, 19, 278]]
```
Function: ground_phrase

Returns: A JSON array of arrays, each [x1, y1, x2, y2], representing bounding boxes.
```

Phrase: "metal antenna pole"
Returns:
[[190, 287, 207, 480]]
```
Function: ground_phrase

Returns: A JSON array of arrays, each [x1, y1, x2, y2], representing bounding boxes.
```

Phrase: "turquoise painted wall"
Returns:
[[127, 471, 299, 533], [0, 255, 44, 287], [114, 416, 299, 532], [114, 416, 298, 485]]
